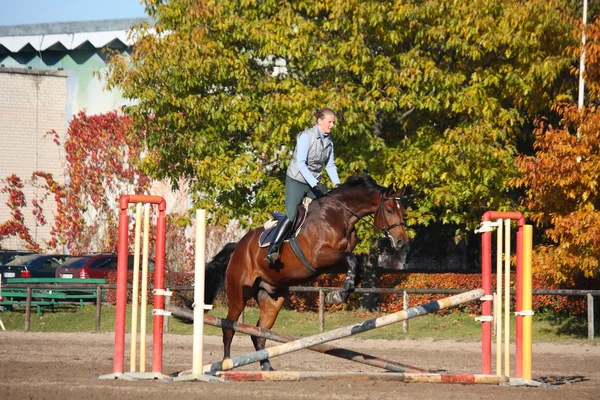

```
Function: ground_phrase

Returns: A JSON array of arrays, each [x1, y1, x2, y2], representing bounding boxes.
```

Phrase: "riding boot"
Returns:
[[265, 217, 293, 264]]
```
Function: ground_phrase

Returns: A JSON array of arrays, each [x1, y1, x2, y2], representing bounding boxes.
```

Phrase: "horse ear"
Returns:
[[398, 186, 406, 197]]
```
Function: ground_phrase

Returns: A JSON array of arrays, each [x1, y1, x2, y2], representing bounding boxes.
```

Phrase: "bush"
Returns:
[[106, 268, 596, 316], [284, 271, 595, 316]]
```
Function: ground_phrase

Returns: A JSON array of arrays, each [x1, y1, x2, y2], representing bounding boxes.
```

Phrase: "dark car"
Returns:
[[0, 250, 35, 265], [55, 254, 155, 279], [1, 254, 74, 282]]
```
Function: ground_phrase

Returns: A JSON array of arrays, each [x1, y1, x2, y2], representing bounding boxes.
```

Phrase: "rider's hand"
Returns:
[[316, 183, 329, 193], [312, 183, 328, 198]]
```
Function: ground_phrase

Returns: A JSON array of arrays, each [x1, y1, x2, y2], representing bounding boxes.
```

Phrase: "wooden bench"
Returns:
[[1, 278, 106, 316]]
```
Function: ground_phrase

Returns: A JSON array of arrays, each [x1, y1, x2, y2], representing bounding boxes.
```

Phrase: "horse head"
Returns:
[[374, 184, 409, 250], [327, 174, 409, 250]]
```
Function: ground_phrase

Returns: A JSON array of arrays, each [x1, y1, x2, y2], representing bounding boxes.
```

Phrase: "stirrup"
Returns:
[[265, 249, 280, 264]]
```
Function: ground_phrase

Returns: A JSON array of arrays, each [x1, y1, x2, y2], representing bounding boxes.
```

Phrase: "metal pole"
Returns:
[[318, 289, 324, 332], [25, 286, 32, 332], [95, 286, 102, 331], [163, 291, 171, 333], [403, 291, 409, 333], [588, 293, 594, 340], [578, 0, 588, 110]]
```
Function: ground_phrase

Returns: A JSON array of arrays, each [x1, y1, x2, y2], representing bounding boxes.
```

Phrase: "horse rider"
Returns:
[[264, 107, 342, 264]]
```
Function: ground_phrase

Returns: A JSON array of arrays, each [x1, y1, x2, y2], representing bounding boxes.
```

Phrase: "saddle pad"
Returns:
[[258, 201, 310, 248]]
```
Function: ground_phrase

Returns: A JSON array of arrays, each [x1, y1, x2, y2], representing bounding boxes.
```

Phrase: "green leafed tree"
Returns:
[[103, 0, 577, 252]]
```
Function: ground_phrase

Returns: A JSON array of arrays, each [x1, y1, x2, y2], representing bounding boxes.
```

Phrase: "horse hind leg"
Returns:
[[253, 288, 286, 371], [222, 279, 254, 361]]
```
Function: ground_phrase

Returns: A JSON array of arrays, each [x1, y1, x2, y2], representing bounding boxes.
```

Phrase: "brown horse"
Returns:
[[203, 173, 408, 371]]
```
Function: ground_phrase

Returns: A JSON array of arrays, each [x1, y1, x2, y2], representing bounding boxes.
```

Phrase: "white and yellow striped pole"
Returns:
[[495, 219, 503, 376], [130, 203, 143, 373], [139, 203, 151, 372]]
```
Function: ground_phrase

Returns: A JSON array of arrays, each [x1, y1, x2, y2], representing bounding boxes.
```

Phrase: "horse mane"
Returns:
[[336, 173, 387, 195]]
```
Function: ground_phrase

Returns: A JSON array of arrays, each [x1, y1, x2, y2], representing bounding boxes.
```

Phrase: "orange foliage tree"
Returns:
[[515, 18, 600, 285]]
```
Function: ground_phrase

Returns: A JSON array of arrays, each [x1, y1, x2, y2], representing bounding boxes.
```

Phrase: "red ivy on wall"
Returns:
[[0, 110, 151, 253], [0, 175, 41, 251]]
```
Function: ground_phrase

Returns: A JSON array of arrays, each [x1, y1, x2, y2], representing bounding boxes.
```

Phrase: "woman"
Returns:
[[265, 107, 341, 264]]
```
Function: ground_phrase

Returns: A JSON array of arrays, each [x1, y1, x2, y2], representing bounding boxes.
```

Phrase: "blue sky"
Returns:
[[0, 0, 147, 26]]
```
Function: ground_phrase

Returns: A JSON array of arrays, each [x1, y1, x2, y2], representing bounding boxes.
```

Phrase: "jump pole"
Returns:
[[206, 289, 485, 373], [217, 371, 509, 384], [170, 305, 427, 374], [98, 195, 168, 380], [173, 210, 222, 383]]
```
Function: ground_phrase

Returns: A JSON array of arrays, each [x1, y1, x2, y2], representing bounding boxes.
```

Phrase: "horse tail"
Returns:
[[204, 242, 238, 305]]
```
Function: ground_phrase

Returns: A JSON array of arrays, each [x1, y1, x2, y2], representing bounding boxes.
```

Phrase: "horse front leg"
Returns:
[[325, 253, 359, 305]]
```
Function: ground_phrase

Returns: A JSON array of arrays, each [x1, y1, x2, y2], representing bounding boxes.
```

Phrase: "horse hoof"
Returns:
[[325, 291, 345, 305], [260, 363, 275, 371]]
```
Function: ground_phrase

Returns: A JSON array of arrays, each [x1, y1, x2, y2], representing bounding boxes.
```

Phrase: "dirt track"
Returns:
[[1, 331, 599, 400]]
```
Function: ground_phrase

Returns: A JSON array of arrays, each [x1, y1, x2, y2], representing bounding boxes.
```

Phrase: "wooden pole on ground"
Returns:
[[171, 305, 426, 373], [207, 289, 484, 373]]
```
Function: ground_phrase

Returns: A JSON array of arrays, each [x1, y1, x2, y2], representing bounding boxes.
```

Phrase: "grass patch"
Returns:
[[0, 304, 598, 344]]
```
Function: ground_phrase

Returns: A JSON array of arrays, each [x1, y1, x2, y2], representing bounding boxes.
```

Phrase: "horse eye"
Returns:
[[386, 209, 393, 214]]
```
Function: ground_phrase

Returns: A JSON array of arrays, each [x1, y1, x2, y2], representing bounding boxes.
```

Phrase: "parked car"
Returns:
[[0, 250, 35, 265], [55, 253, 155, 279], [1, 254, 74, 282]]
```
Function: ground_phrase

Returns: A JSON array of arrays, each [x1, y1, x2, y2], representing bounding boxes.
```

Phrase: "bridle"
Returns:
[[374, 195, 407, 242], [325, 191, 406, 240]]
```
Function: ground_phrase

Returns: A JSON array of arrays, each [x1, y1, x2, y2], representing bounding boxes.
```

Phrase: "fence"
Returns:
[[1, 283, 598, 339], [1, 281, 105, 331], [285, 287, 600, 340]]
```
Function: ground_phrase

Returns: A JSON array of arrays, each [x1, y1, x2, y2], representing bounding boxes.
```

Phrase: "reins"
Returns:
[[324, 191, 406, 239]]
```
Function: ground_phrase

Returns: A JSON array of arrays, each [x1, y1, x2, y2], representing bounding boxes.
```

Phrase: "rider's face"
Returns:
[[317, 114, 336, 134]]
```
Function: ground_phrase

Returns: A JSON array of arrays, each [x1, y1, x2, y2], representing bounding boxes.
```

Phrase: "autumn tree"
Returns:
[[104, 0, 577, 253], [515, 17, 600, 285]]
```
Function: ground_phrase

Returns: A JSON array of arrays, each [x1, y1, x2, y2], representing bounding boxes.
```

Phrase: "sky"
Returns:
[[0, 0, 147, 26]]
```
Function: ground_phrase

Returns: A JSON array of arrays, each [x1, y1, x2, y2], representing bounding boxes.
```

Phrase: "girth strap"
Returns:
[[289, 237, 317, 275]]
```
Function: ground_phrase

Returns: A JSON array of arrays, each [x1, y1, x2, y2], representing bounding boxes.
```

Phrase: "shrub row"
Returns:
[[105, 270, 595, 316]]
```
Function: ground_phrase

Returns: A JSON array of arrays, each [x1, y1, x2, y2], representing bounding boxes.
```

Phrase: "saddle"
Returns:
[[258, 199, 311, 248]]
